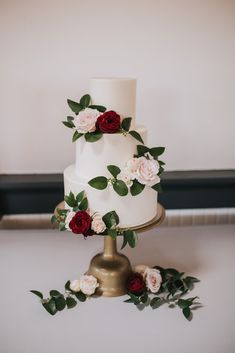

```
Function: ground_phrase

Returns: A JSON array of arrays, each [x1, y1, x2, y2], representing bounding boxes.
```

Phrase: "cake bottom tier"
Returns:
[[64, 165, 158, 228]]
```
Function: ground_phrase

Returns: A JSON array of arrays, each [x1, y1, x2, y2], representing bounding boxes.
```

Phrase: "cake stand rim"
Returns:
[[54, 202, 165, 233]]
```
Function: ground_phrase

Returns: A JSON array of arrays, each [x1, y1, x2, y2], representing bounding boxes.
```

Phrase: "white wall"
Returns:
[[1, 0, 235, 173]]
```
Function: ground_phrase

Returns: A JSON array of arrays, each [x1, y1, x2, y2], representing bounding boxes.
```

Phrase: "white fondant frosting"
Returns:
[[90, 78, 136, 128], [64, 164, 157, 228], [75, 126, 147, 180], [63, 78, 158, 228]]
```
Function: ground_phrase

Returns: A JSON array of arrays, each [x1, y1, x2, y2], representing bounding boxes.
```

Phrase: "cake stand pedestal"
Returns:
[[55, 203, 165, 297]]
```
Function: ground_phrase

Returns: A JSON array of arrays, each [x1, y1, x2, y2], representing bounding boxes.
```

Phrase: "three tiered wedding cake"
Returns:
[[63, 78, 164, 228]]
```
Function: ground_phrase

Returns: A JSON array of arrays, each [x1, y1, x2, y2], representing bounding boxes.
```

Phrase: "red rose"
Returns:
[[96, 110, 121, 133], [69, 211, 92, 236], [127, 273, 146, 295]]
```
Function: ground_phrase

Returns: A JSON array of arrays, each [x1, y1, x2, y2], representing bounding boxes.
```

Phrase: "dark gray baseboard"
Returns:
[[0, 170, 235, 215]]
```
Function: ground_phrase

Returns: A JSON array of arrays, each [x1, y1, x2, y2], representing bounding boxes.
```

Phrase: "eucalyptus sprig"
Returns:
[[88, 165, 128, 196], [30, 280, 87, 316], [125, 266, 201, 321], [30, 267, 201, 320]]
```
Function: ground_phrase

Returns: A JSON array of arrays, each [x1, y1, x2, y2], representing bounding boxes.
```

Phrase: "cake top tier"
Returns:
[[89, 78, 136, 126]]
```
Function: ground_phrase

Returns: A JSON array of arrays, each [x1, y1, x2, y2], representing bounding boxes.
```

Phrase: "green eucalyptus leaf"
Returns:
[[67, 99, 83, 114], [113, 180, 128, 196], [79, 197, 88, 211], [76, 190, 85, 203], [151, 183, 162, 192], [185, 276, 200, 283], [43, 298, 57, 315], [128, 293, 141, 305], [129, 130, 144, 144], [121, 117, 132, 131], [64, 191, 77, 207], [85, 131, 103, 142], [102, 211, 119, 228], [165, 268, 180, 277], [158, 166, 164, 175], [67, 116, 74, 122], [50, 290, 61, 298], [150, 297, 162, 309], [121, 234, 128, 249], [123, 229, 137, 248], [107, 165, 121, 178], [140, 292, 148, 304], [30, 290, 43, 299], [50, 215, 57, 224], [130, 179, 145, 196], [62, 121, 75, 128], [56, 208, 68, 216], [88, 176, 108, 190], [59, 222, 66, 231], [75, 292, 87, 302], [72, 130, 83, 142], [108, 228, 117, 239], [150, 147, 165, 158], [55, 296, 66, 311], [137, 145, 149, 156], [66, 297, 77, 309], [88, 104, 106, 112], [178, 299, 190, 309], [80, 94, 91, 108], [183, 307, 191, 320], [65, 281, 71, 291]]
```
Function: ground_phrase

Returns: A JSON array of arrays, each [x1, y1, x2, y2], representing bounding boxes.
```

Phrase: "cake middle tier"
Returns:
[[75, 126, 147, 179], [64, 164, 157, 228]]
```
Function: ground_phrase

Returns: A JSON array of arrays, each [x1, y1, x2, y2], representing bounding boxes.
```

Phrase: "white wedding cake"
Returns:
[[64, 78, 160, 228]]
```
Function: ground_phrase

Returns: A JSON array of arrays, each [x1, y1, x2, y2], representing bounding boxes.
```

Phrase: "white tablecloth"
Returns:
[[0, 224, 235, 353]]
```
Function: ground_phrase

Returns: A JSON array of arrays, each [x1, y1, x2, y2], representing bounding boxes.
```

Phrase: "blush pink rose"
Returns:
[[136, 157, 160, 186], [69, 279, 80, 292], [75, 108, 101, 133], [79, 275, 99, 296], [91, 214, 106, 234], [144, 268, 162, 293]]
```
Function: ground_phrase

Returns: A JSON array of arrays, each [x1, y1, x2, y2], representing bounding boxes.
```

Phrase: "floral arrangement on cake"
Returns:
[[31, 264, 201, 320], [88, 145, 165, 196], [63, 94, 144, 143], [51, 191, 138, 249]]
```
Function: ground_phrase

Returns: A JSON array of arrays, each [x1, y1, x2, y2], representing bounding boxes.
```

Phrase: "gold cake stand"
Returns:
[[55, 202, 165, 297]]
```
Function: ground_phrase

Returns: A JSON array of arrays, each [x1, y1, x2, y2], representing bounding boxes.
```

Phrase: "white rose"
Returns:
[[144, 268, 162, 293], [117, 167, 133, 187], [136, 157, 160, 186], [79, 275, 99, 296], [134, 265, 150, 278], [65, 211, 76, 230], [74, 108, 101, 133], [91, 214, 106, 234], [126, 157, 142, 179], [69, 279, 80, 292]]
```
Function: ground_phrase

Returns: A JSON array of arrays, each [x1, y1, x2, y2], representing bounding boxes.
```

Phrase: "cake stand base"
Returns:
[[87, 236, 132, 297], [55, 202, 165, 297], [87, 203, 165, 297]]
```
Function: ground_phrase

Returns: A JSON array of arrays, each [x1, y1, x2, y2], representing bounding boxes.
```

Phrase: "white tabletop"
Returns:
[[0, 224, 235, 353]]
